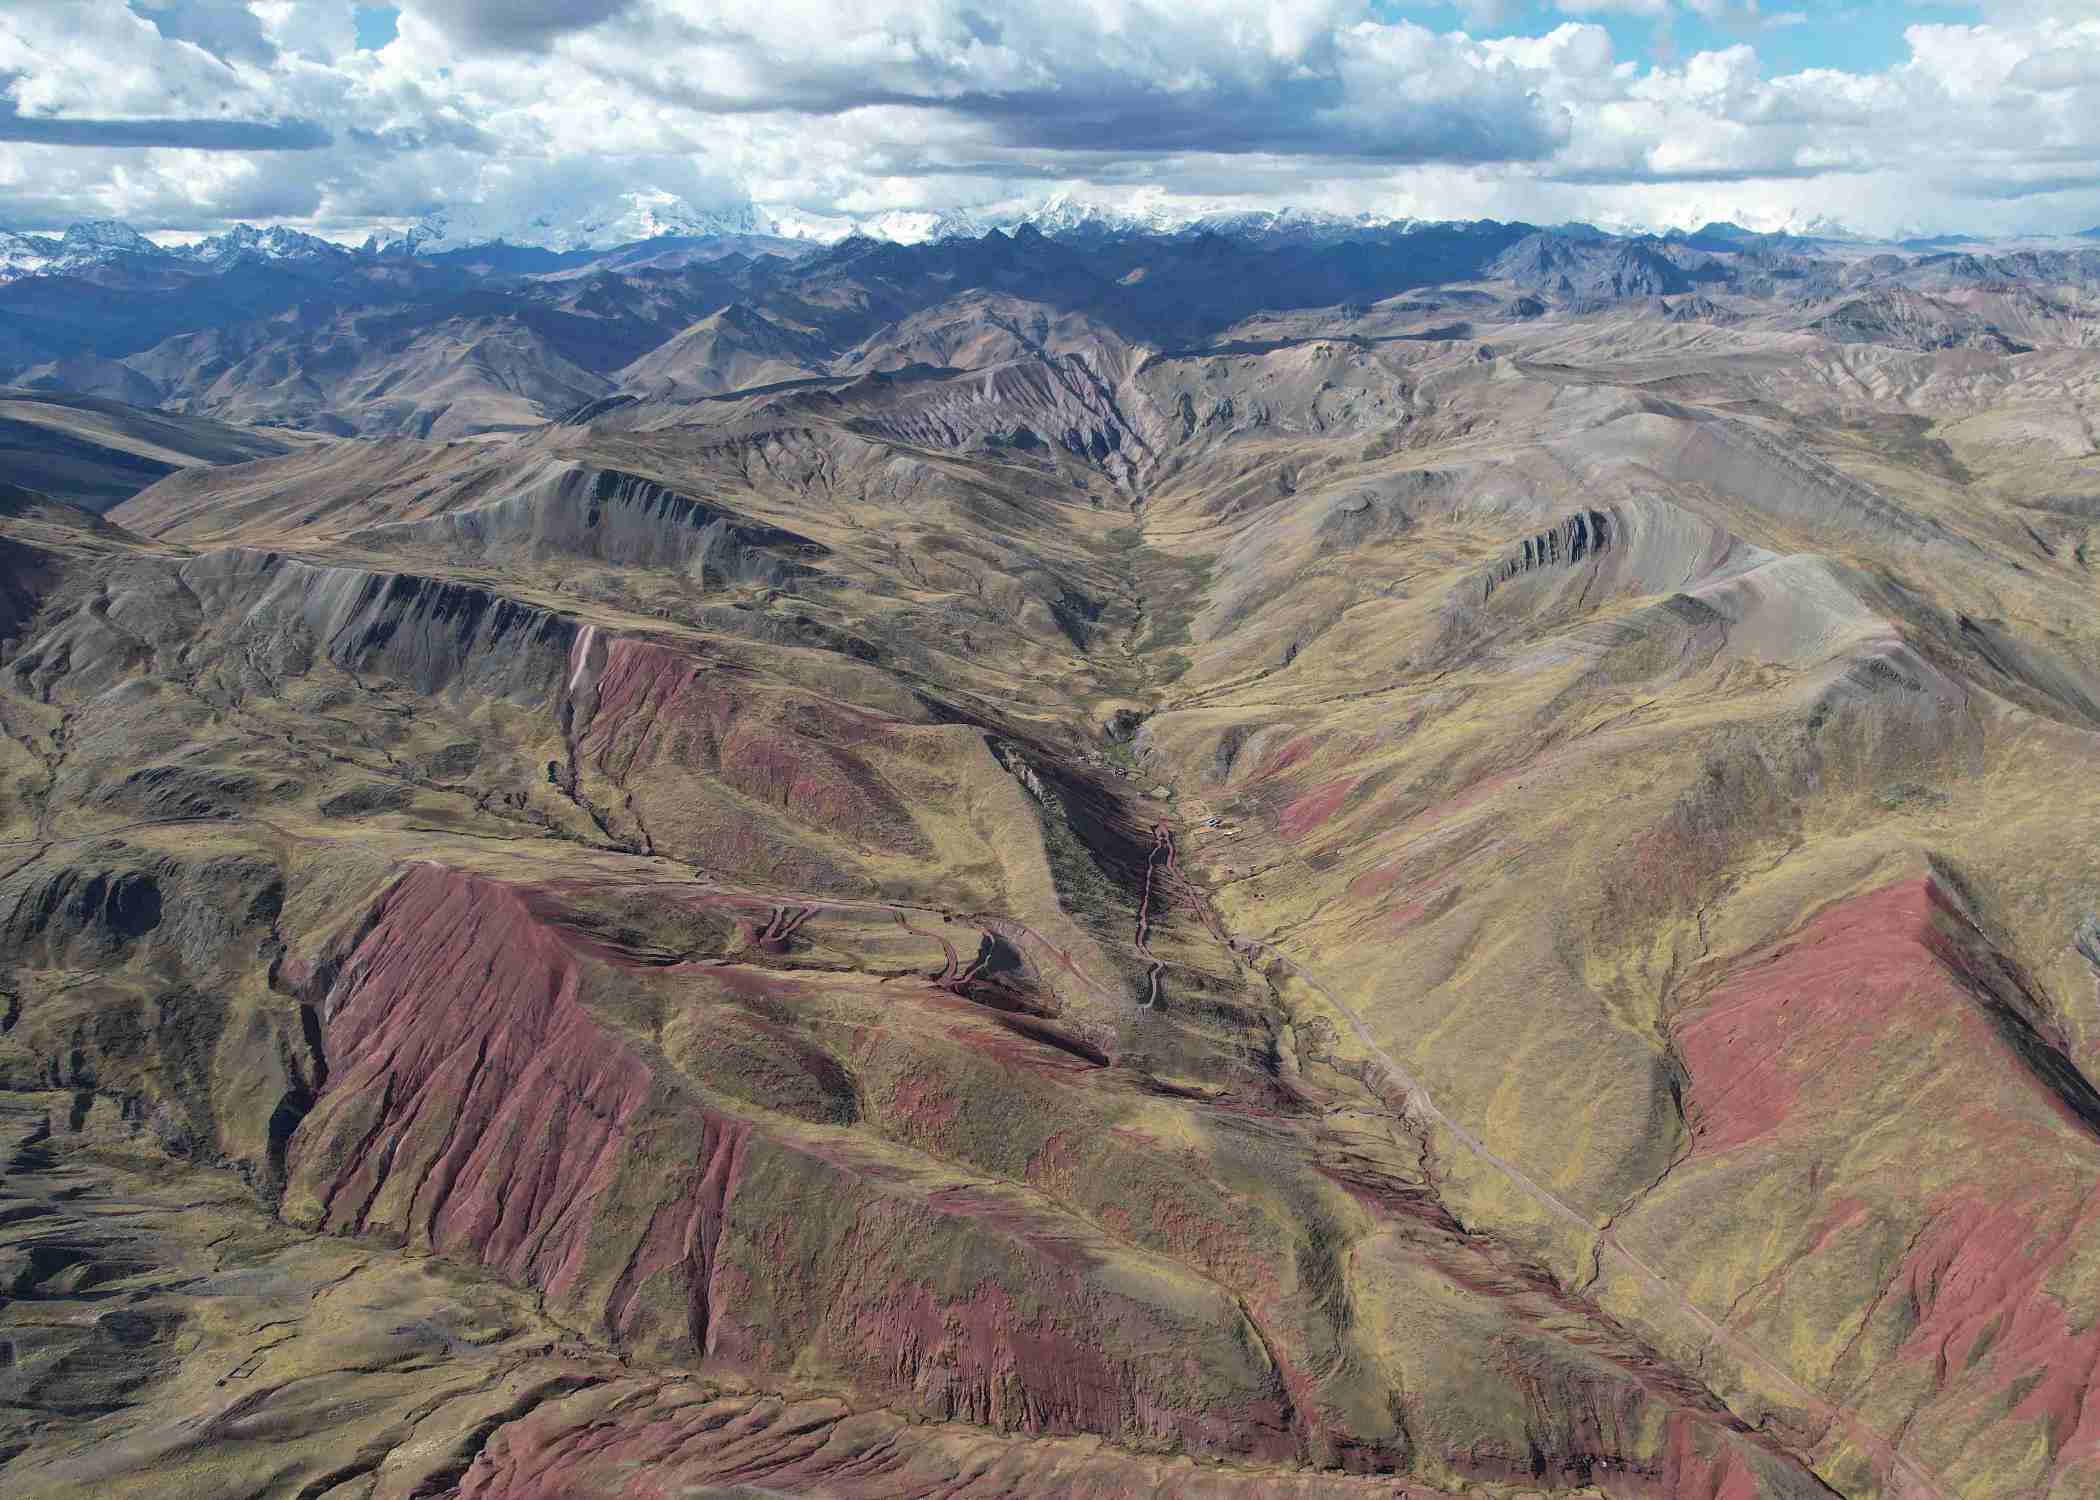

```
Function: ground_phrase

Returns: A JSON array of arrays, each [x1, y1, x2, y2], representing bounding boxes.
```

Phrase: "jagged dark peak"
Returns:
[[1734, 244, 1828, 275], [186, 223, 348, 266], [1848, 252, 1911, 282], [1663, 294, 1736, 324], [705, 300, 775, 330], [1811, 284, 2036, 353], [1911, 251, 2006, 284], [1662, 221, 1777, 254], [1489, 230, 1581, 274], [1900, 247, 2100, 291], [1489, 231, 1691, 299]]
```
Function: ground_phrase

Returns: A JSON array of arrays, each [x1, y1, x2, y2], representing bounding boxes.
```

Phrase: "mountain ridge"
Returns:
[[6, 210, 2096, 444], [5, 183, 2100, 1498], [14, 194, 2097, 286]]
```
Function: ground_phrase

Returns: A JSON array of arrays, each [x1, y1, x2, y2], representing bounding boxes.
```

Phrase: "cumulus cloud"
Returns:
[[127, 0, 279, 65], [0, 110, 330, 149], [413, 0, 641, 50], [1554, 0, 1672, 16], [0, 0, 2096, 237]]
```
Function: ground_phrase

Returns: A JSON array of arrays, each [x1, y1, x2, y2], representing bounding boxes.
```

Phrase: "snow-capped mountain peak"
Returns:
[[0, 229, 62, 282], [0, 219, 168, 279], [857, 207, 987, 245], [754, 203, 987, 246], [384, 190, 776, 256], [979, 193, 1408, 243], [753, 204, 858, 244], [186, 223, 345, 263], [569, 190, 770, 245], [356, 187, 1421, 258], [59, 219, 157, 254], [997, 191, 1219, 238]]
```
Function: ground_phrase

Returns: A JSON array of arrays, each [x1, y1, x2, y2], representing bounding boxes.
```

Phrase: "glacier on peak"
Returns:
[[60, 219, 157, 253], [368, 188, 1408, 255], [381, 191, 777, 255], [0, 195, 1987, 292], [186, 223, 347, 263]]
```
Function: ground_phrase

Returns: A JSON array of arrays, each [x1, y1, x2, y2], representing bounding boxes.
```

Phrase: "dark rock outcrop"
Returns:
[[1483, 508, 1612, 599], [348, 462, 828, 586]]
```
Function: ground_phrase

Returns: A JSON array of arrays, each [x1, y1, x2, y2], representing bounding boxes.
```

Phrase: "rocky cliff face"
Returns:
[[347, 462, 829, 584]]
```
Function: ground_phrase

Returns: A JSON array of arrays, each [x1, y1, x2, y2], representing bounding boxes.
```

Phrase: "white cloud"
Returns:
[[1555, 0, 1673, 16], [0, 0, 2096, 238], [248, 1, 357, 60]]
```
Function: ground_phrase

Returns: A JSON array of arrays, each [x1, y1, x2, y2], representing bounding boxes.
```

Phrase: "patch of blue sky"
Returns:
[[353, 4, 400, 53], [1374, 1, 1983, 77]]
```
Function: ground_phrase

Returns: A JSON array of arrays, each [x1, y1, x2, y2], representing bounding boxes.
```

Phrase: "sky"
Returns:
[[2, 0, 2099, 241]]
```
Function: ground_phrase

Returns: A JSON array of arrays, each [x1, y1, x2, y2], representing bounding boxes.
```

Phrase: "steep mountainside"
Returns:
[[3, 234, 2100, 1500], [0, 387, 297, 510]]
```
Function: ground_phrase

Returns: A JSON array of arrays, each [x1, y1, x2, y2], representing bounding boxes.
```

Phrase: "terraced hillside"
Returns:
[[3, 284, 2099, 1500]]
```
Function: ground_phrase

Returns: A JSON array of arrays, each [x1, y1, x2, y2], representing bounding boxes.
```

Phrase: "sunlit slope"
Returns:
[[4, 310, 2098, 1498]]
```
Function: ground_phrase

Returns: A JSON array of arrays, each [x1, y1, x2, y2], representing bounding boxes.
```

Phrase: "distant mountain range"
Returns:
[[2, 191, 2095, 450], [361, 191, 1435, 255], [0, 199, 1439, 277], [0, 195, 1974, 283], [7, 192, 2093, 288]]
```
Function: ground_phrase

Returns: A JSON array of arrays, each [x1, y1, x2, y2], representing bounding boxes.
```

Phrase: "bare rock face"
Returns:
[[281, 865, 1304, 1459], [346, 461, 829, 585], [9, 237, 2100, 1500]]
